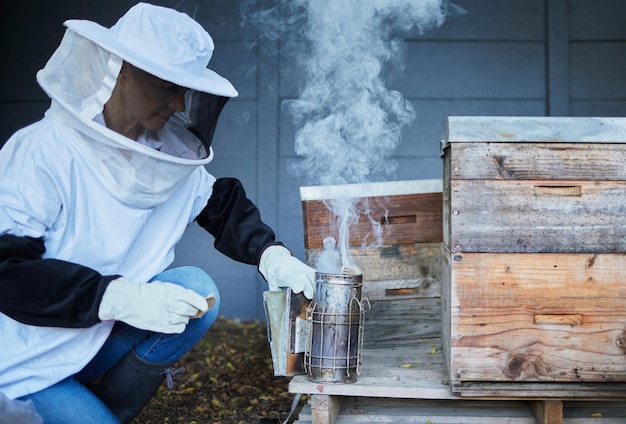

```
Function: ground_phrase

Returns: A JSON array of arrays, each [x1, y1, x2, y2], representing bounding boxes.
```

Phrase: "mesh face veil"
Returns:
[[34, 4, 238, 208], [172, 91, 230, 154], [36, 30, 227, 208]]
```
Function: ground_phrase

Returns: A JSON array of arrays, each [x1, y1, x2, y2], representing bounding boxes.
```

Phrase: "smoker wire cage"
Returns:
[[304, 272, 369, 383]]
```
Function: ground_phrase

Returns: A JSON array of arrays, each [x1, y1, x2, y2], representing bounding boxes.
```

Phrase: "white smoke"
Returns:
[[242, 0, 460, 273]]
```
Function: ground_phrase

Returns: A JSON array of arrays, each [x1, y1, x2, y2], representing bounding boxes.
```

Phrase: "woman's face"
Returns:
[[116, 64, 187, 134]]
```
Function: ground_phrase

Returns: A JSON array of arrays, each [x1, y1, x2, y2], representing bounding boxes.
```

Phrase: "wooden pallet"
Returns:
[[293, 398, 626, 424], [289, 298, 626, 424]]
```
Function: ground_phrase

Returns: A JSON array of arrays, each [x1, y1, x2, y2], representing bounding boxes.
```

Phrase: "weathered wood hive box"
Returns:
[[300, 180, 443, 301], [441, 116, 626, 389]]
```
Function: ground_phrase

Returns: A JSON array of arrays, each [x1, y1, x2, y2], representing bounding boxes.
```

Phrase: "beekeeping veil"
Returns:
[[36, 2, 238, 208]]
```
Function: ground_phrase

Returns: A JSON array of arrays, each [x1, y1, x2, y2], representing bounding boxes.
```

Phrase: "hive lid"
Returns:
[[299, 179, 442, 201], [442, 116, 626, 150]]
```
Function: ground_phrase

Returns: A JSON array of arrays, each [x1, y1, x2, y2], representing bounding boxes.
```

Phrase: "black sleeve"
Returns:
[[195, 177, 280, 265], [0, 234, 117, 328]]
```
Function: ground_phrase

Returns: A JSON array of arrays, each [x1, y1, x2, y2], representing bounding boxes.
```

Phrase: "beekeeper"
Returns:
[[0, 3, 315, 423]]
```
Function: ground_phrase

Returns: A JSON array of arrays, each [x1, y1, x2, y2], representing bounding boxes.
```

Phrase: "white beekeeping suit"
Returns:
[[0, 5, 314, 418], [0, 3, 236, 400]]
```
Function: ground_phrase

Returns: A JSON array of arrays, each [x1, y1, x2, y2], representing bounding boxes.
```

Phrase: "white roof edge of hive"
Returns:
[[299, 179, 443, 201], [442, 116, 626, 145]]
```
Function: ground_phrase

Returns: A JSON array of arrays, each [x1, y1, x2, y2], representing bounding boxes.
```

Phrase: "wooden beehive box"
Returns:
[[441, 116, 626, 390], [300, 180, 443, 301]]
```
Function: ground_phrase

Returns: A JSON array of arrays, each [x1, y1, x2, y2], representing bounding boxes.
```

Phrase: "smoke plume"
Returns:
[[243, 0, 458, 273]]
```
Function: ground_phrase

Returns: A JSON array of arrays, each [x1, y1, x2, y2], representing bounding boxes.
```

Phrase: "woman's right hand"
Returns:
[[98, 277, 209, 333]]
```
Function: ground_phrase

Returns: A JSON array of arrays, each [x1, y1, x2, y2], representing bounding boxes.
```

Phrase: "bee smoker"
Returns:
[[305, 271, 367, 383], [263, 272, 368, 383]]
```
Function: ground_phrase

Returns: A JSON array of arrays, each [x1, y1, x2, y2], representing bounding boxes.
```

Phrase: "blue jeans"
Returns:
[[19, 266, 220, 424]]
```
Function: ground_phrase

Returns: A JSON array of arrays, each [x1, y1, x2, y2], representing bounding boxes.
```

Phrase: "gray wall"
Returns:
[[2, 1, 625, 319]]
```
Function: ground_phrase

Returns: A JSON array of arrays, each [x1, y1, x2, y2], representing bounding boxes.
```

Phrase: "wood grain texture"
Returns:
[[529, 400, 563, 424], [363, 299, 441, 348], [302, 193, 442, 250], [290, 298, 626, 400], [447, 179, 626, 253], [310, 395, 342, 424], [294, 398, 626, 424], [305, 243, 442, 301], [446, 142, 626, 181], [445, 252, 626, 384]]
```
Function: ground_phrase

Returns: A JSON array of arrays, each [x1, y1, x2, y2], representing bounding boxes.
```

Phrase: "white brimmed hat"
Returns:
[[64, 2, 238, 97]]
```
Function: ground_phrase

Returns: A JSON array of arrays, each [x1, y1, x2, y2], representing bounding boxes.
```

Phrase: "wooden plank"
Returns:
[[289, 372, 455, 400], [441, 244, 453, 391], [302, 192, 442, 249], [448, 179, 626, 253], [297, 398, 538, 424], [295, 399, 626, 423], [446, 253, 626, 383], [290, 297, 626, 400], [446, 142, 626, 181], [443, 117, 626, 145], [530, 400, 563, 424], [299, 180, 443, 201], [364, 299, 441, 347], [291, 297, 453, 399], [453, 381, 626, 399], [305, 243, 442, 300], [310, 395, 342, 424]]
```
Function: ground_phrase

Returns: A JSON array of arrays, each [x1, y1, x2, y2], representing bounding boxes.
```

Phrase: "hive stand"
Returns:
[[289, 297, 626, 424]]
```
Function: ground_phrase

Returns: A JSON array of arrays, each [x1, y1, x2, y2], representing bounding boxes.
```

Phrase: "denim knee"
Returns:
[[153, 266, 220, 300], [155, 266, 220, 329], [139, 267, 220, 360]]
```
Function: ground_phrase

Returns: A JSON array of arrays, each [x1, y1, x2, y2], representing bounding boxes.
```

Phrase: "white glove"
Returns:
[[98, 277, 209, 334], [258, 245, 316, 299]]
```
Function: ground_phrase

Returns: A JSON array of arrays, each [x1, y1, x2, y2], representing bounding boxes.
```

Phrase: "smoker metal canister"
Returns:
[[305, 272, 366, 383]]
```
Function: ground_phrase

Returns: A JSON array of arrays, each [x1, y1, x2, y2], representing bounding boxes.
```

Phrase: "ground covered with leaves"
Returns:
[[135, 317, 304, 424]]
